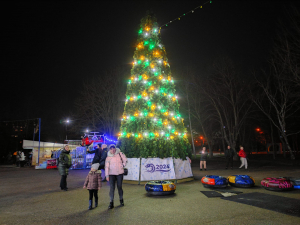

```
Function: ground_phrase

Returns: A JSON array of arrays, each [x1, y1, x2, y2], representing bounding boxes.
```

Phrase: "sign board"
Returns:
[[141, 157, 176, 181], [123, 158, 140, 181], [173, 158, 193, 179]]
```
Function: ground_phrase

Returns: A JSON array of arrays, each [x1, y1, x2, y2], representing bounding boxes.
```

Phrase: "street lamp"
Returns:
[[65, 120, 70, 140]]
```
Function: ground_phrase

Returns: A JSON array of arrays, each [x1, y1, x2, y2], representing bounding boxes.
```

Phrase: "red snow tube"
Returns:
[[261, 177, 293, 191]]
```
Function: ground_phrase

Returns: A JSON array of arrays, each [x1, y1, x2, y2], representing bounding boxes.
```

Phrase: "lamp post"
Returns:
[[65, 120, 69, 140]]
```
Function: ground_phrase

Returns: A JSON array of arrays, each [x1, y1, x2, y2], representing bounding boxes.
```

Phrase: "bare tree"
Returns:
[[198, 58, 253, 155], [275, 7, 300, 87], [252, 63, 299, 160], [75, 68, 127, 137], [251, 7, 300, 160]]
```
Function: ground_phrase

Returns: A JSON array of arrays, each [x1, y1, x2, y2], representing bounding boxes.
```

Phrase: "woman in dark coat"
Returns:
[[58, 145, 72, 191]]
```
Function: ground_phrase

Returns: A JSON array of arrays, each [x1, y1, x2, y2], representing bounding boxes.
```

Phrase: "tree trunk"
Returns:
[[281, 132, 295, 160]]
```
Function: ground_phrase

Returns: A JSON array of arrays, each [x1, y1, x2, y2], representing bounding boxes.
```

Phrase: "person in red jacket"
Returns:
[[83, 163, 102, 210], [238, 146, 248, 169]]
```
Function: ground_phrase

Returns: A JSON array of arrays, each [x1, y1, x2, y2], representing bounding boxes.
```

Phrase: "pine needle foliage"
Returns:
[[117, 13, 191, 159]]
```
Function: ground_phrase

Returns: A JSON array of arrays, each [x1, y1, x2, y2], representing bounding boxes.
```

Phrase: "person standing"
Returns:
[[105, 144, 127, 209], [225, 145, 235, 169], [238, 146, 248, 170], [199, 147, 208, 171], [83, 163, 102, 210], [19, 151, 26, 167], [99, 144, 108, 181], [58, 145, 72, 191], [87, 144, 102, 165], [12, 151, 17, 165], [16, 151, 20, 167]]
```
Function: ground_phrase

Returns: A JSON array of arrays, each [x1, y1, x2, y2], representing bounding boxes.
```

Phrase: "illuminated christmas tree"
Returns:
[[118, 13, 191, 159]]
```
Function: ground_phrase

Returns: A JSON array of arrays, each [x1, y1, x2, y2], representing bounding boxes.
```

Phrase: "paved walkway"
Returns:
[[0, 158, 300, 225]]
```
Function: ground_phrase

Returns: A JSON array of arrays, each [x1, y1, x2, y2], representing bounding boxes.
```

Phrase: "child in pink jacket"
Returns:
[[83, 163, 102, 210], [105, 144, 127, 209]]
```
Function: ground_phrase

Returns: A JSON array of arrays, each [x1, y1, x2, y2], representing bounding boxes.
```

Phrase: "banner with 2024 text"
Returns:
[[123, 158, 140, 181], [173, 158, 193, 179], [141, 157, 176, 181]]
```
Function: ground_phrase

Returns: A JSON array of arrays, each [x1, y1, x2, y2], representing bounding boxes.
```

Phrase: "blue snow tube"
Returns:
[[145, 181, 176, 195], [228, 175, 255, 188], [289, 177, 300, 189], [201, 175, 228, 188]]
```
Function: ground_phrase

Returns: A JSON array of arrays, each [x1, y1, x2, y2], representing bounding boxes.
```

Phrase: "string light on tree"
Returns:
[[118, 13, 191, 159]]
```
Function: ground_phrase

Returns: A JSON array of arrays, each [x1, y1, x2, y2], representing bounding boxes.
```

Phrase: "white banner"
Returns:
[[123, 158, 140, 181], [174, 158, 193, 179], [141, 157, 176, 181]]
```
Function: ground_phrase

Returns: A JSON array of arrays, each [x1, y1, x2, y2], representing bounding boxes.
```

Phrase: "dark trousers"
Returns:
[[89, 189, 98, 201], [109, 174, 123, 202], [60, 175, 67, 189], [226, 157, 234, 168]]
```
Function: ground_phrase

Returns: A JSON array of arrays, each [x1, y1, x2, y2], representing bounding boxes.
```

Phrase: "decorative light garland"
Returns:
[[119, 14, 189, 142], [159, 1, 213, 29]]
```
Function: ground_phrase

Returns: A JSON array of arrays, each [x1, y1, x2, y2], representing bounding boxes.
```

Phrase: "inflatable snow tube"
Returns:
[[145, 181, 176, 195], [261, 177, 293, 191], [227, 175, 255, 188], [201, 175, 228, 188], [287, 177, 300, 189]]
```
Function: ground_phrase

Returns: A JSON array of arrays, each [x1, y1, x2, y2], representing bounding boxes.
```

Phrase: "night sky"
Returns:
[[2, 0, 299, 141]]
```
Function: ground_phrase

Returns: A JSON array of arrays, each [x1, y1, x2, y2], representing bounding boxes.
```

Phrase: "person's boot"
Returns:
[[108, 202, 114, 209], [95, 197, 98, 207], [120, 199, 124, 206], [88, 200, 93, 210]]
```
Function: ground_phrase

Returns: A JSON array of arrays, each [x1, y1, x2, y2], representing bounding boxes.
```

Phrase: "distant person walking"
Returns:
[[225, 145, 235, 169], [58, 145, 72, 191], [83, 163, 102, 210], [238, 146, 248, 169], [199, 147, 208, 171], [105, 144, 127, 209]]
